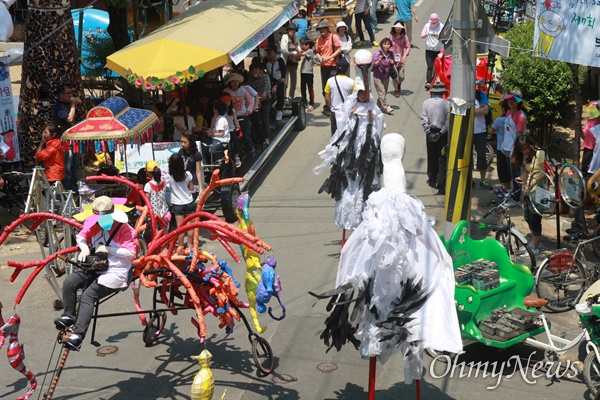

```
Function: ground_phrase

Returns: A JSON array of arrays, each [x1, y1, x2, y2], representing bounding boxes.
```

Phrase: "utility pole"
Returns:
[[444, 0, 478, 238]]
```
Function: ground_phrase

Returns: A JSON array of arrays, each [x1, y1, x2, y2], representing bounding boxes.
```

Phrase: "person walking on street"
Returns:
[[346, 0, 378, 47], [280, 22, 302, 101], [421, 82, 449, 194], [394, 0, 418, 45], [421, 13, 443, 90], [315, 20, 342, 116], [372, 38, 395, 115], [324, 58, 354, 135], [389, 21, 411, 97], [370, 0, 379, 31]]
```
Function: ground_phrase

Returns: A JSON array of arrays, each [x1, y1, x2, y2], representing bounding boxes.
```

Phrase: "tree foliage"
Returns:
[[501, 21, 573, 142]]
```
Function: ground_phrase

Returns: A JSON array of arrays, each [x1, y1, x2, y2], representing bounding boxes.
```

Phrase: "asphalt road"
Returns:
[[0, 1, 593, 399]]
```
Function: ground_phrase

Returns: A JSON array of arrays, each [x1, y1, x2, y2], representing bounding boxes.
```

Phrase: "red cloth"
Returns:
[[35, 138, 65, 182]]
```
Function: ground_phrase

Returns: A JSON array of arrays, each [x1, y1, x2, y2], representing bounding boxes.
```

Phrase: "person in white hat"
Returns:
[[55, 196, 137, 351], [389, 21, 411, 97], [421, 13, 444, 90], [336, 21, 353, 65], [345, 0, 378, 47]]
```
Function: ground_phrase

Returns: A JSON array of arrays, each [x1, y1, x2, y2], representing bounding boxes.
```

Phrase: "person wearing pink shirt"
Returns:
[[389, 21, 411, 97]]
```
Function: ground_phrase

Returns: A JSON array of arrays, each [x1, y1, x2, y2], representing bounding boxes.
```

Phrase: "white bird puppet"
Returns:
[[314, 49, 385, 230], [311, 133, 462, 383]]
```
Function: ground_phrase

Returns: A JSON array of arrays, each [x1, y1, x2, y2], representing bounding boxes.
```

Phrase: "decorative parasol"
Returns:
[[61, 97, 159, 152]]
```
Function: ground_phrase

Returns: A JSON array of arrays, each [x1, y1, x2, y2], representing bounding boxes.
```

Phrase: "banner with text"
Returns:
[[533, 0, 600, 67], [0, 56, 20, 162]]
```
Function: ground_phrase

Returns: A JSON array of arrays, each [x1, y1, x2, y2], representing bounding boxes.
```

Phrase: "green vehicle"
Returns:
[[435, 221, 600, 396]]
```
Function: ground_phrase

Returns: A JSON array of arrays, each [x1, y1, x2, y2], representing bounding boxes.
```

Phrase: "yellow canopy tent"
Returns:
[[106, 0, 298, 87]]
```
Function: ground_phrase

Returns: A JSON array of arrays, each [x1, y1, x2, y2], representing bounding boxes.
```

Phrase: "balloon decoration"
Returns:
[[236, 194, 288, 333], [0, 303, 37, 400], [1, 169, 278, 396]]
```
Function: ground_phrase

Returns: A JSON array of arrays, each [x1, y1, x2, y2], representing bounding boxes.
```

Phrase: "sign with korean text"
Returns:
[[533, 0, 600, 67]]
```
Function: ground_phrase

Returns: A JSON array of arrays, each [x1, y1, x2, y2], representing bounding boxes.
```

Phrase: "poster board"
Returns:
[[533, 0, 600, 67], [0, 56, 20, 162], [114, 141, 201, 173]]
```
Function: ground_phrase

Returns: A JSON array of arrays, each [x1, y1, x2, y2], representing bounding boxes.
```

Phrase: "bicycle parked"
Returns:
[[535, 235, 600, 312], [479, 189, 536, 272]]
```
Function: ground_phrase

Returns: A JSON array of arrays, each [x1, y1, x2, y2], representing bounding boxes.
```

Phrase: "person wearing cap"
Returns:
[[336, 21, 353, 66], [345, 0, 378, 47], [324, 57, 354, 135], [295, 9, 309, 40], [315, 20, 342, 116], [223, 72, 256, 158], [55, 196, 137, 351], [263, 46, 287, 121], [394, 0, 418, 44], [281, 21, 302, 103], [389, 20, 411, 97], [421, 13, 444, 90], [421, 81, 449, 194], [35, 121, 65, 185]]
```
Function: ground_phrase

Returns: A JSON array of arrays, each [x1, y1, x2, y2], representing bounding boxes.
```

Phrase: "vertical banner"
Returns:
[[533, 0, 600, 67], [0, 56, 20, 162]]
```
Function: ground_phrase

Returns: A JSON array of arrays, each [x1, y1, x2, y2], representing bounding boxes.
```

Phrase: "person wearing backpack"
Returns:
[[474, 89, 492, 189], [324, 58, 354, 135], [336, 21, 353, 66]]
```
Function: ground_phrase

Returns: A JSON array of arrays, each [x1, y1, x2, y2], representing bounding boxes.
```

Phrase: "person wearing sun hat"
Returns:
[[421, 13, 444, 90], [389, 20, 411, 97], [55, 196, 137, 351]]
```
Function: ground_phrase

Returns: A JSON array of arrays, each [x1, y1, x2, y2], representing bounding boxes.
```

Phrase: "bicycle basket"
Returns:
[[548, 250, 575, 273]]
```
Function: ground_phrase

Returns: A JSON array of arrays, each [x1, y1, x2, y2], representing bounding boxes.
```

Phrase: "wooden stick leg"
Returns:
[[368, 356, 376, 400]]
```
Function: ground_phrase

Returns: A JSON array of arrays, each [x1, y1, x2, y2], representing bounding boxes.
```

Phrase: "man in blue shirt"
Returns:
[[394, 0, 419, 45]]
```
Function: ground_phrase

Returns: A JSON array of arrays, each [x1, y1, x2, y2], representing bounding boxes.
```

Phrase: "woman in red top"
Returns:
[[35, 122, 66, 184]]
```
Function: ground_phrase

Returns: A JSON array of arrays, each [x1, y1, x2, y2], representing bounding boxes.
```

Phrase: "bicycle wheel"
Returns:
[[252, 336, 274, 376], [528, 170, 557, 217], [559, 163, 586, 209], [584, 350, 600, 396], [143, 311, 166, 344], [495, 230, 536, 272], [535, 257, 587, 312]]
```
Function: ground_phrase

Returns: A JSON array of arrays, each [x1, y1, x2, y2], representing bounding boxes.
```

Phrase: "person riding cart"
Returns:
[[54, 196, 137, 351]]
